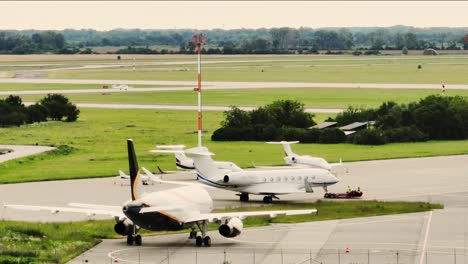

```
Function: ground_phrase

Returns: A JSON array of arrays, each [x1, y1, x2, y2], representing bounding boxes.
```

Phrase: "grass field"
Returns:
[[0, 200, 441, 263], [43, 55, 468, 84], [9, 87, 467, 109], [0, 83, 187, 92], [1, 108, 468, 183]]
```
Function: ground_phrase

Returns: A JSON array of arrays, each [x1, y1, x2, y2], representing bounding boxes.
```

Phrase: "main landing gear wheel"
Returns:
[[194, 220, 211, 247], [127, 235, 134, 245], [135, 235, 142, 246], [196, 236, 203, 247], [240, 193, 249, 202], [263, 196, 273, 204], [203, 236, 211, 247], [189, 230, 197, 239]]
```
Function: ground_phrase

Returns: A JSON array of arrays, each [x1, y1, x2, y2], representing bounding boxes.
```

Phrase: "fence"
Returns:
[[70, 247, 468, 264]]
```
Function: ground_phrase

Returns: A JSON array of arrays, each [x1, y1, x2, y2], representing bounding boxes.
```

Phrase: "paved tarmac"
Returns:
[[0, 144, 55, 163], [1, 155, 468, 263]]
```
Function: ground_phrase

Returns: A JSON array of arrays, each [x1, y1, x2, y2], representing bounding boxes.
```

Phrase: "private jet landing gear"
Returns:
[[127, 226, 142, 246], [239, 193, 249, 202], [263, 194, 279, 203], [189, 228, 197, 239], [195, 220, 211, 247]]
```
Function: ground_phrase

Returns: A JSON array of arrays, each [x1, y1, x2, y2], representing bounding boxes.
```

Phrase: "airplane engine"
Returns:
[[223, 173, 256, 185], [219, 217, 243, 238], [284, 156, 297, 165], [114, 219, 134, 236]]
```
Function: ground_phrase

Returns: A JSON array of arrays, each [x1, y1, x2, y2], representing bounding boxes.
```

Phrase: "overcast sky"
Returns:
[[1, 1, 467, 30]]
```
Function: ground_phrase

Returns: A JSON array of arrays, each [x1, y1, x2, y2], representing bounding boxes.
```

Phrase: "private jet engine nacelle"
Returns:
[[285, 156, 331, 171], [219, 217, 243, 238], [114, 219, 134, 236], [223, 172, 256, 185]]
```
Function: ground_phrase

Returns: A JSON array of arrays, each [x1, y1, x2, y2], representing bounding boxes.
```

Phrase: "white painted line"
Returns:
[[419, 210, 433, 264]]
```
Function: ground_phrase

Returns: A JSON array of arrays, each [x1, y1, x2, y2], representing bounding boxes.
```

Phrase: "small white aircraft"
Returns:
[[266, 141, 343, 171], [178, 146, 339, 203], [4, 139, 316, 247], [114, 169, 158, 185], [151, 145, 243, 173]]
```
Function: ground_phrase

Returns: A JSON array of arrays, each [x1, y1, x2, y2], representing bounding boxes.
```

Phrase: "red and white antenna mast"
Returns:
[[193, 32, 206, 147]]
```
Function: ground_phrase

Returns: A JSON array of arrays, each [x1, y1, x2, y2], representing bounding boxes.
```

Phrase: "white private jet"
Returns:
[[151, 145, 243, 173], [178, 146, 339, 203], [266, 141, 343, 171], [3, 139, 316, 247], [114, 169, 158, 185]]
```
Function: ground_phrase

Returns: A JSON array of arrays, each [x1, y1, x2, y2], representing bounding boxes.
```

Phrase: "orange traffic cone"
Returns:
[[345, 247, 350, 253]]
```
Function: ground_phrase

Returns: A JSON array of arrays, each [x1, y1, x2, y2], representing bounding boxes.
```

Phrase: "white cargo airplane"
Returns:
[[176, 146, 339, 203], [4, 139, 316, 247], [151, 145, 243, 173], [266, 141, 342, 171]]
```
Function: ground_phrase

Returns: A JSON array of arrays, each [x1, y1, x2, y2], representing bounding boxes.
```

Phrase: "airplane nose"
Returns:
[[329, 173, 339, 184]]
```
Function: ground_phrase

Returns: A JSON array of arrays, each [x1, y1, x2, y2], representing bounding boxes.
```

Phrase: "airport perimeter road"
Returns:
[[1, 155, 467, 263], [22, 102, 343, 114], [1, 78, 468, 92], [0, 144, 55, 163]]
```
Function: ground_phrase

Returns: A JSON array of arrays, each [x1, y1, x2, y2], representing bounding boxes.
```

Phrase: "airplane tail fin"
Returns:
[[151, 145, 195, 170], [118, 170, 128, 179], [127, 139, 143, 200], [185, 147, 224, 181], [266, 141, 299, 157]]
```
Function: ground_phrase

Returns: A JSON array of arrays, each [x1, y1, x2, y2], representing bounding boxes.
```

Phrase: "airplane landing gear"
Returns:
[[126, 225, 142, 246], [189, 228, 197, 239], [323, 186, 328, 193], [195, 220, 211, 247], [239, 193, 249, 202], [263, 196, 273, 204]]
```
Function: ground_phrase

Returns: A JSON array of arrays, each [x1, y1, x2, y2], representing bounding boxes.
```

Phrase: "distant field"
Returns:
[[0, 83, 186, 92], [9, 87, 467, 109], [44, 56, 468, 84], [1, 108, 468, 183]]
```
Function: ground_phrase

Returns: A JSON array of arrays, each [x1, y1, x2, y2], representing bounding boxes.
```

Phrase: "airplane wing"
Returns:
[[185, 209, 317, 223], [141, 167, 213, 188], [3, 202, 125, 219]]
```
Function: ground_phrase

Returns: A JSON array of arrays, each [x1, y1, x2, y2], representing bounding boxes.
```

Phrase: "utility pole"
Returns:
[[192, 33, 205, 147]]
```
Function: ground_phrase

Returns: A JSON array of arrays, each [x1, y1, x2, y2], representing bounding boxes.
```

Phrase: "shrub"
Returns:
[[352, 50, 362, 56], [211, 127, 255, 141], [384, 126, 428, 143], [353, 129, 386, 145], [318, 128, 346, 144]]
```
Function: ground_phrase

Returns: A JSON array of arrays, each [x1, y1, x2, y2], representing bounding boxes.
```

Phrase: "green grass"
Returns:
[[11, 87, 468, 109], [0, 200, 441, 263], [0, 83, 185, 92], [46, 55, 468, 84], [1, 108, 468, 183]]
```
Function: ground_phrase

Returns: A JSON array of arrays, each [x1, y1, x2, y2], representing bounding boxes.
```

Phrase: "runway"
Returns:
[[1, 155, 468, 263]]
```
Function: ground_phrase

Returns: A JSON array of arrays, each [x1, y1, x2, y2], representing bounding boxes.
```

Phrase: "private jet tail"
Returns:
[[151, 145, 195, 170], [127, 139, 143, 200], [266, 141, 299, 157], [184, 147, 226, 183]]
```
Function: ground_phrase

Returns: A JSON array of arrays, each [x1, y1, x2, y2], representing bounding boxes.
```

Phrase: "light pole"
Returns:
[[192, 33, 205, 147]]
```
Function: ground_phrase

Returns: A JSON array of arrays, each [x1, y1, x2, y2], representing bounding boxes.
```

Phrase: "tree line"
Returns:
[[1, 26, 467, 54], [212, 95, 468, 145], [0, 94, 80, 127]]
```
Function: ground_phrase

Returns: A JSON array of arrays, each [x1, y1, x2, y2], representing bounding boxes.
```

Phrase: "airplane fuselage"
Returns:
[[196, 168, 338, 195], [123, 185, 213, 231]]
